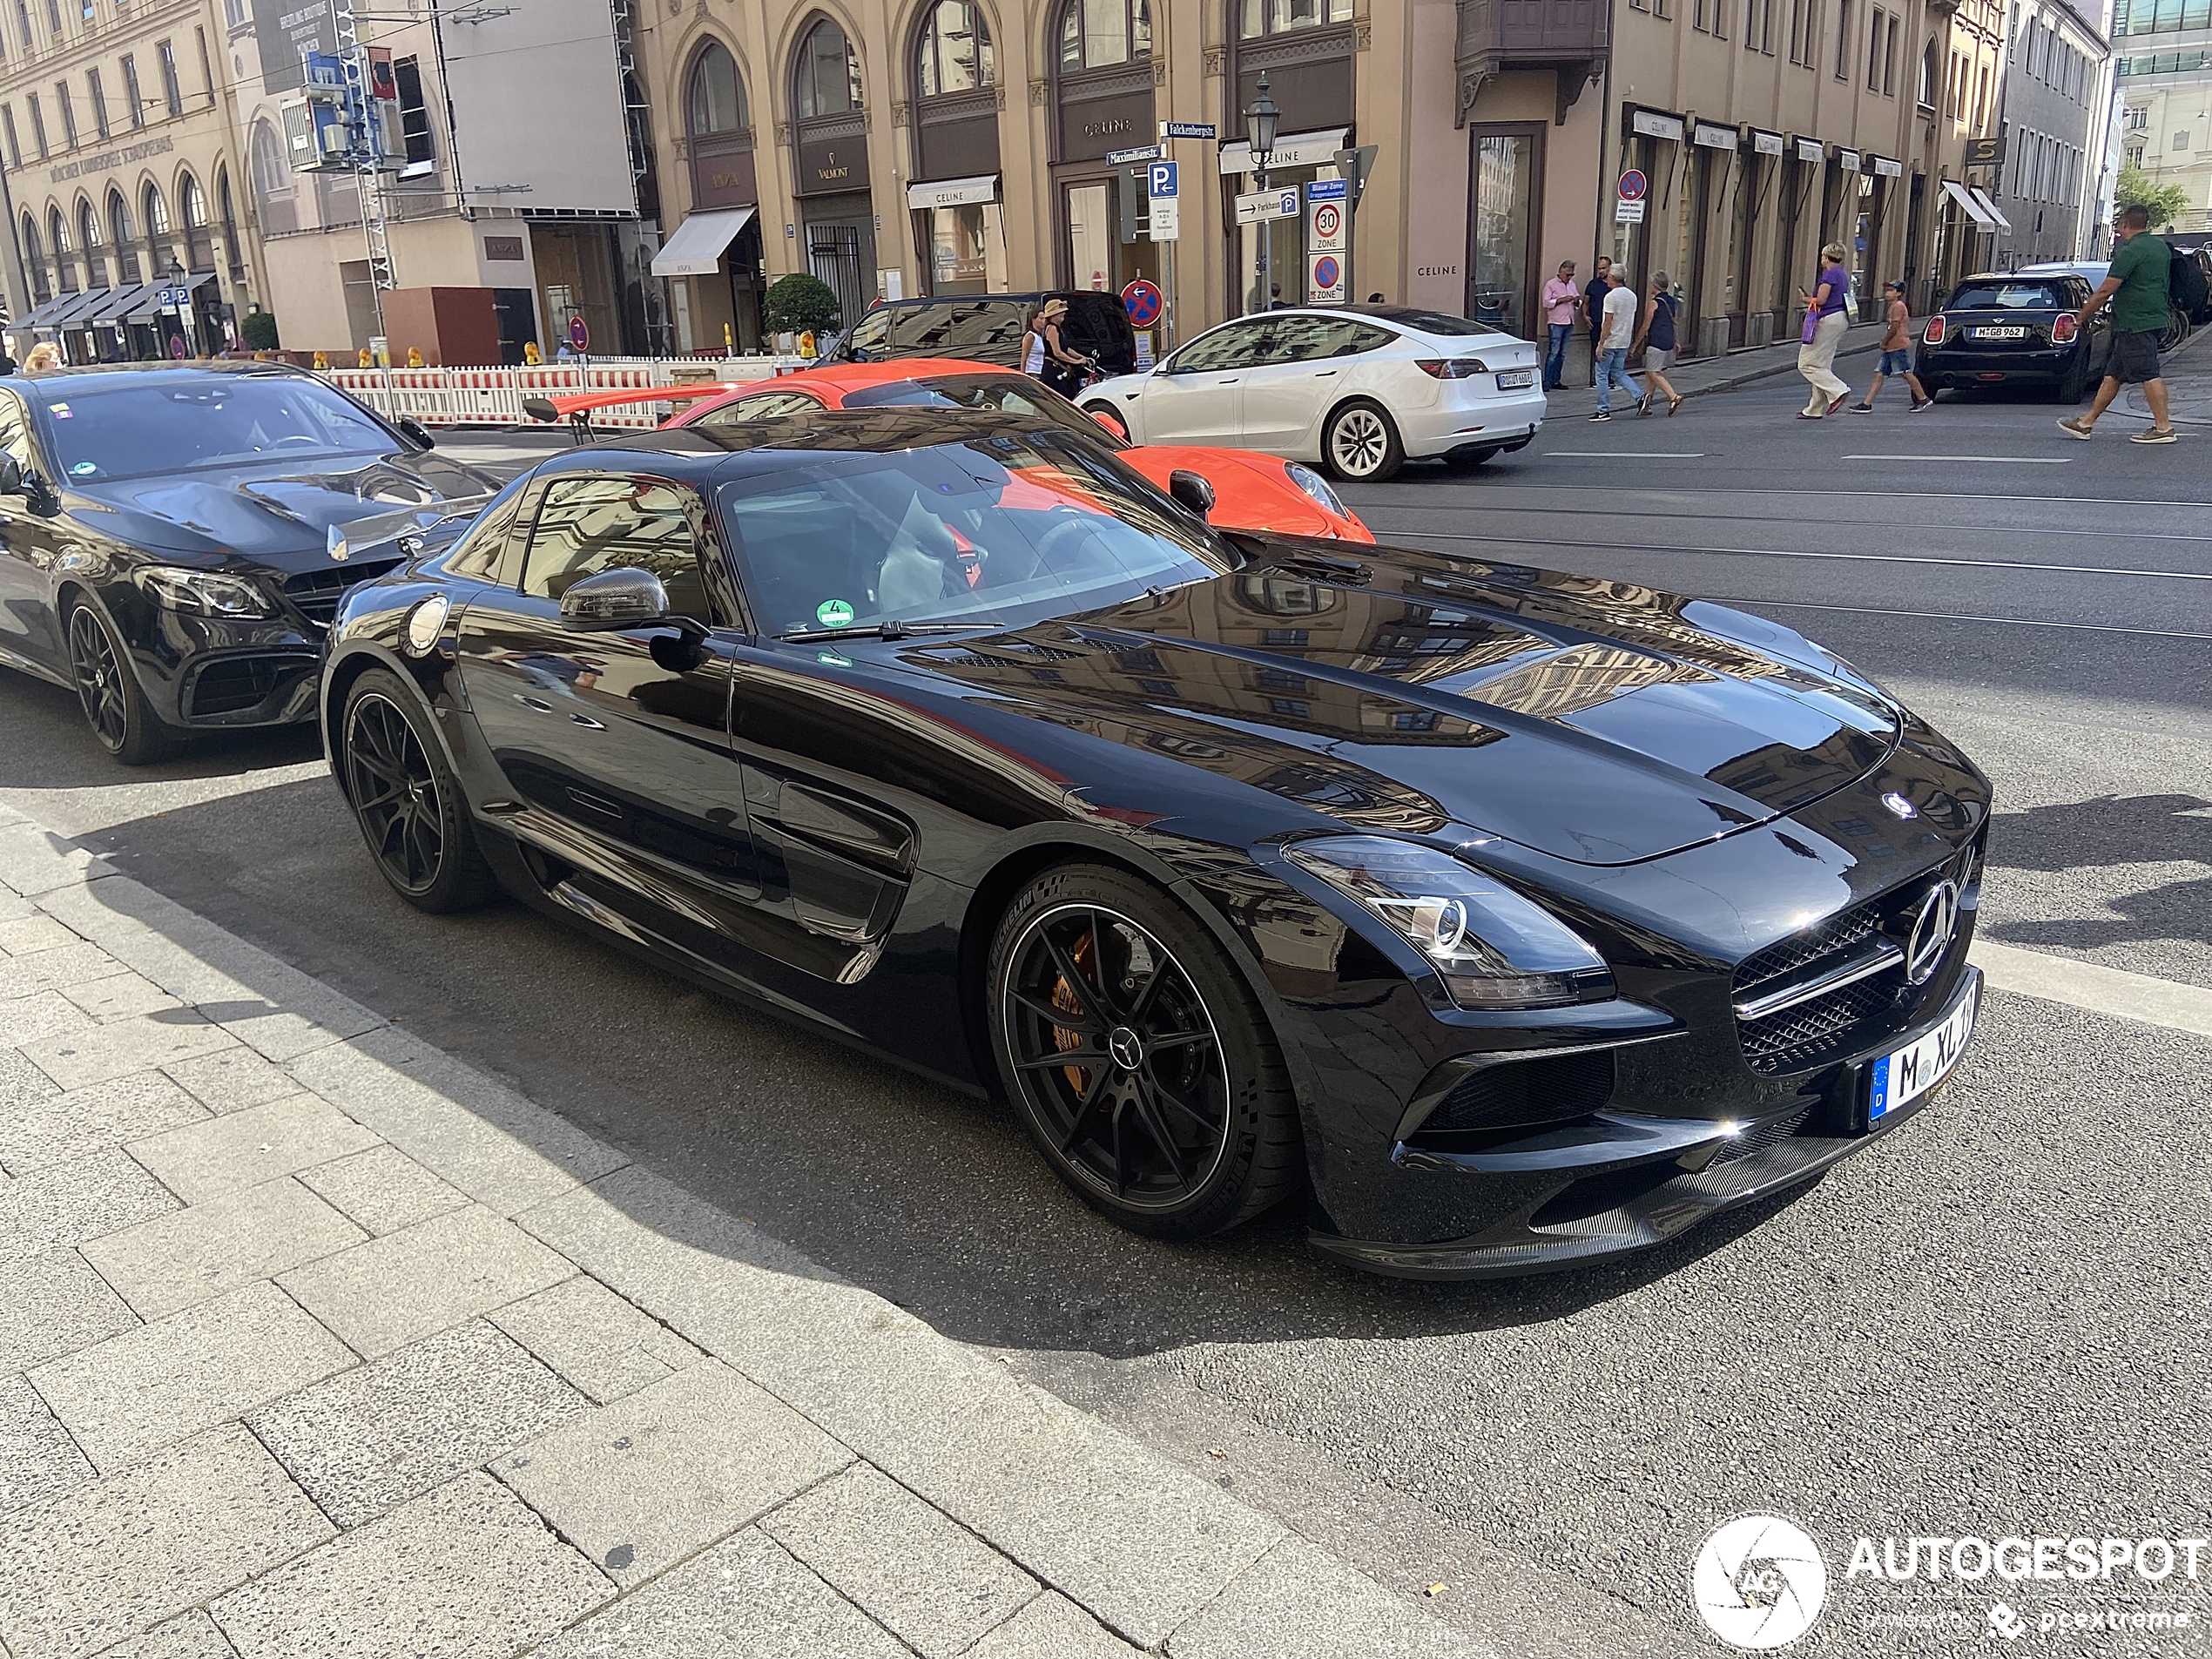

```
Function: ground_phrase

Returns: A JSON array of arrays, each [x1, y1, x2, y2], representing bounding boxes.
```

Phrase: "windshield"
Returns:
[[38, 376, 395, 482], [717, 430, 1231, 637], [1946, 281, 2066, 310], [839, 374, 1126, 448]]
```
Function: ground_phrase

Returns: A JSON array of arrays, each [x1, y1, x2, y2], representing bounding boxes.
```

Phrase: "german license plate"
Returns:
[[1867, 976, 1978, 1125], [1974, 326, 2027, 339], [1495, 368, 1536, 389]]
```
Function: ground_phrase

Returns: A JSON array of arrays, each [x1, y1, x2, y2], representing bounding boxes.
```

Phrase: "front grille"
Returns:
[[282, 558, 402, 631], [1710, 1107, 1812, 1165], [1413, 1049, 1615, 1142]]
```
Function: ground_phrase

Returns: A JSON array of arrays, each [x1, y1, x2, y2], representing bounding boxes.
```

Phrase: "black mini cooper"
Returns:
[[1915, 272, 2110, 400], [322, 408, 1990, 1278]]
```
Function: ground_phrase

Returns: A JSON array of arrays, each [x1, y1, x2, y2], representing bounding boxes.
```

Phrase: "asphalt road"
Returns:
[[3, 362, 2208, 1657]]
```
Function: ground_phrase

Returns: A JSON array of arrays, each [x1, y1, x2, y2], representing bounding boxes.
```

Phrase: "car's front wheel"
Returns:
[[1081, 401, 1130, 442], [339, 668, 498, 913], [987, 862, 1303, 1240], [65, 599, 179, 766], [1322, 400, 1404, 483]]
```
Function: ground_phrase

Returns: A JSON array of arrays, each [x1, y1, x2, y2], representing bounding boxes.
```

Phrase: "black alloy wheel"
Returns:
[[988, 864, 1303, 1240], [340, 668, 497, 913], [66, 600, 177, 765]]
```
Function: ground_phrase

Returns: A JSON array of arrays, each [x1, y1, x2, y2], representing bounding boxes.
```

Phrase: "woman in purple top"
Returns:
[[1795, 241, 1854, 419]]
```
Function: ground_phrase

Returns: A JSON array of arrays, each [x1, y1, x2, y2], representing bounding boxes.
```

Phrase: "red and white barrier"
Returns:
[[317, 355, 808, 428]]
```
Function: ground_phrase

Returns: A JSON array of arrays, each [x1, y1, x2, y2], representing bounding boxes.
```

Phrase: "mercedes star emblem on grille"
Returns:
[[1905, 880, 1961, 985]]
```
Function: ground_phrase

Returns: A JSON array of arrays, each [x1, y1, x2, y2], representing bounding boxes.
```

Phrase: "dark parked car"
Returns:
[[1916, 273, 2110, 399], [0, 362, 496, 763], [323, 408, 1989, 1279], [825, 292, 1139, 377]]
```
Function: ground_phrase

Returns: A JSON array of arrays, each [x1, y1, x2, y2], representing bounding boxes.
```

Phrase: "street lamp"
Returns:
[[1245, 72, 1281, 314]]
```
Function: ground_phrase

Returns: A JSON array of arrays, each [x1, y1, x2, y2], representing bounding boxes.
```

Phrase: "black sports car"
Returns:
[[1916, 273, 2110, 399], [0, 362, 496, 763], [323, 408, 1990, 1278]]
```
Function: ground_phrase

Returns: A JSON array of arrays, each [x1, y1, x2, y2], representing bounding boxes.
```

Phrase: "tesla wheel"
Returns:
[[1081, 401, 1130, 442], [988, 863, 1303, 1241], [1322, 400, 1403, 483], [65, 600, 179, 766], [340, 668, 497, 914]]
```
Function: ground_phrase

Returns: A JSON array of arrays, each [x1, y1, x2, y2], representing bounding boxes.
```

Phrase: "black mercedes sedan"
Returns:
[[323, 408, 1989, 1278], [0, 362, 496, 763], [1916, 272, 2109, 399]]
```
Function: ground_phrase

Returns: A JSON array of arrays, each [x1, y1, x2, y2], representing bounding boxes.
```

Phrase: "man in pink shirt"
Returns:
[[1541, 260, 1582, 391]]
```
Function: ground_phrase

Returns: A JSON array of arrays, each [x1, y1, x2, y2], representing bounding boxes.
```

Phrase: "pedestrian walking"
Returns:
[[1590, 270, 1648, 421], [1037, 298, 1095, 397], [1584, 256, 1614, 372], [23, 341, 61, 373], [1795, 242, 1854, 419], [1633, 273, 1684, 415], [1540, 260, 1582, 390], [2059, 203, 2181, 445], [1850, 280, 1933, 412]]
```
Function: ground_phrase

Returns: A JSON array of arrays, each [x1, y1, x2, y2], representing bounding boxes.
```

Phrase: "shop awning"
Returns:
[[80, 284, 150, 325], [126, 273, 218, 323], [651, 208, 756, 278], [1217, 127, 1349, 175], [1966, 185, 2013, 231], [52, 288, 118, 329], [14, 292, 78, 330], [907, 173, 998, 210], [1942, 179, 1998, 228]]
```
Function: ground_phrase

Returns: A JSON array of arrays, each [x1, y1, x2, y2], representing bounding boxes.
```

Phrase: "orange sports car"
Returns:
[[526, 358, 1372, 543]]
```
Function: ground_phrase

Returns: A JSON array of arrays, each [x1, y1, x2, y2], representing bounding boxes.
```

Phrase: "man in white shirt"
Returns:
[[1592, 271, 1649, 421]]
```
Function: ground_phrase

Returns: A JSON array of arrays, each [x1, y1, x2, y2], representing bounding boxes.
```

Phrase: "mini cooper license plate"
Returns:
[[1868, 976, 1979, 1125], [1974, 326, 2028, 340], [1495, 368, 1537, 389]]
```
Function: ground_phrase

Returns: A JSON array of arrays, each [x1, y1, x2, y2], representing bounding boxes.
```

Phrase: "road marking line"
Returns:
[[1372, 483, 2212, 509], [1541, 451, 1708, 458], [1720, 597, 2212, 641], [1971, 941, 2212, 1041], [1844, 454, 2073, 463], [1392, 529, 2212, 583]]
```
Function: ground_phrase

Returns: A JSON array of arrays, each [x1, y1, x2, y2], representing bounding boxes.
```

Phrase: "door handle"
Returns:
[[514, 694, 555, 712], [570, 711, 605, 730], [1314, 369, 1338, 376]]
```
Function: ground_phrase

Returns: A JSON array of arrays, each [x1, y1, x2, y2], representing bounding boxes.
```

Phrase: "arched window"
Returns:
[[78, 199, 103, 288], [180, 172, 212, 267], [22, 213, 50, 305], [49, 206, 76, 292], [109, 191, 138, 285], [1058, 0, 1151, 70], [1238, 0, 1352, 34], [687, 39, 745, 135], [916, 1, 993, 97], [217, 167, 244, 275], [1919, 39, 1938, 107], [793, 16, 861, 118]]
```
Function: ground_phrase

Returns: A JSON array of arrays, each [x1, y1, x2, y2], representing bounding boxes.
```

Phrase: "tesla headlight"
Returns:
[[1282, 835, 1613, 1009], [1284, 462, 1349, 519], [133, 567, 273, 619]]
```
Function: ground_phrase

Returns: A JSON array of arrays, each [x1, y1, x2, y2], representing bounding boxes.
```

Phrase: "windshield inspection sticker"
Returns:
[[49, 403, 71, 418], [816, 598, 855, 629], [70, 462, 97, 475]]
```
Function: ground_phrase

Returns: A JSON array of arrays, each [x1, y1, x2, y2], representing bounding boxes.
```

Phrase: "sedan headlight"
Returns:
[[1283, 834, 1614, 1009], [1284, 462, 1349, 520], [134, 567, 273, 619]]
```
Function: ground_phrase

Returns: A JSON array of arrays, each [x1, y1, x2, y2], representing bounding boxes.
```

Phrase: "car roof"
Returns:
[[0, 360, 309, 394], [546, 406, 1083, 477]]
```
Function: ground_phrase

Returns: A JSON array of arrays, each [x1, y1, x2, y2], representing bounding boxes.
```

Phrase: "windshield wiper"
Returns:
[[777, 620, 1001, 644]]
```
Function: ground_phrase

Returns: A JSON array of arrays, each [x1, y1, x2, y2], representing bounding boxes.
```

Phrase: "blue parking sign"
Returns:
[[1147, 160, 1178, 199]]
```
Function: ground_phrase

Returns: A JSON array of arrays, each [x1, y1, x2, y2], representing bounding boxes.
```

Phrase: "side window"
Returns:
[[523, 475, 714, 622], [697, 391, 826, 425], [842, 309, 894, 354], [445, 479, 532, 580], [1330, 322, 1397, 357], [0, 391, 37, 478], [1164, 320, 1271, 373]]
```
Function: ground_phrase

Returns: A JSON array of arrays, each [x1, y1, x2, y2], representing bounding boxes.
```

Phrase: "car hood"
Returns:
[[63, 449, 499, 575], [908, 546, 1904, 866]]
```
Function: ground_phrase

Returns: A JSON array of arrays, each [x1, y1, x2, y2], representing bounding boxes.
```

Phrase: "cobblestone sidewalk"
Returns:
[[0, 804, 1491, 1659]]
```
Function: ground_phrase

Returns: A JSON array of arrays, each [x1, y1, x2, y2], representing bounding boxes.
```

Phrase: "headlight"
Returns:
[[1284, 462, 1349, 519], [133, 567, 273, 618], [1282, 835, 1614, 1009]]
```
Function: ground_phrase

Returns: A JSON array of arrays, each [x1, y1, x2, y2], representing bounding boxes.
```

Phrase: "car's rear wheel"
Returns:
[[340, 668, 497, 913], [988, 863, 1303, 1240], [1322, 400, 1403, 483], [2057, 353, 2087, 403], [65, 600, 179, 766], [1081, 401, 1130, 442]]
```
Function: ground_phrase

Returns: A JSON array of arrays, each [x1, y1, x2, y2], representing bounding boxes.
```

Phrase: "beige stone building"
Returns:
[[0, 0, 263, 357]]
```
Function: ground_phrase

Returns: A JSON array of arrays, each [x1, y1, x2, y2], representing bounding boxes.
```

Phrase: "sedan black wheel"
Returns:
[[341, 668, 497, 913], [66, 601, 178, 765], [988, 863, 1303, 1240], [1322, 399, 1404, 483]]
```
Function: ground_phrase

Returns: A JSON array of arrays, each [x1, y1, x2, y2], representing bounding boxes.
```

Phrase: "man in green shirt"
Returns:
[[2058, 203, 2178, 444]]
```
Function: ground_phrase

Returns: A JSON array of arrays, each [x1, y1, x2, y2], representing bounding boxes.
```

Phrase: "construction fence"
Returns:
[[314, 355, 813, 429]]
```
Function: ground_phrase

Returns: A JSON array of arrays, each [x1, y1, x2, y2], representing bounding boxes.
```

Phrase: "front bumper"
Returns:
[[1397, 388, 1548, 459], [1310, 965, 1981, 1278]]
